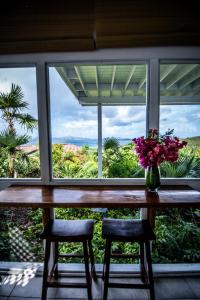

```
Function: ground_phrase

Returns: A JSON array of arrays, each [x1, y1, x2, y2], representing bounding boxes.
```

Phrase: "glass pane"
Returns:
[[160, 63, 200, 178], [0, 67, 40, 178], [102, 64, 147, 178], [49, 65, 98, 178]]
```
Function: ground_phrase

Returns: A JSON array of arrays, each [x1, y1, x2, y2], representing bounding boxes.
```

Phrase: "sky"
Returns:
[[0, 67, 199, 144]]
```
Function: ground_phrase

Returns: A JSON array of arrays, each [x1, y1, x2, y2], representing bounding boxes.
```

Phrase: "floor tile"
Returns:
[[105, 278, 149, 300], [9, 277, 56, 299], [154, 277, 197, 299], [10, 275, 101, 299], [186, 277, 200, 299], [53, 277, 102, 299], [0, 275, 17, 297], [1, 275, 200, 299], [8, 298, 39, 300]]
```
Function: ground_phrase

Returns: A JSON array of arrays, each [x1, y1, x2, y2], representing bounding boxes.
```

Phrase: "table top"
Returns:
[[0, 185, 200, 209]]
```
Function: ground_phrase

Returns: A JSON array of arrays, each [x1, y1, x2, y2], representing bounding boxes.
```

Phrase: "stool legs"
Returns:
[[140, 242, 147, 283], [103, 240, 111, 300], [42, 240, 51, 300], [88, 240, 97, 281], [145, 241, 155, 300], [83, 241, 92, 300], [102, 239, 155, 300], [53, 242, 59, 279]]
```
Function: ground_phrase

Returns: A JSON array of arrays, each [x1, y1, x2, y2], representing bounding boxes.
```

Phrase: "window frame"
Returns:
[[0, 47, 200, 185]]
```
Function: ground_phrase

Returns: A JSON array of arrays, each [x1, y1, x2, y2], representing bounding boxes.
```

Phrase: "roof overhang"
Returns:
[[56, 63, 200, 106]]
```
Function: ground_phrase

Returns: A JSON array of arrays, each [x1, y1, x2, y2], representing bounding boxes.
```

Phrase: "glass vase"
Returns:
[[145, 165, 160, 192]]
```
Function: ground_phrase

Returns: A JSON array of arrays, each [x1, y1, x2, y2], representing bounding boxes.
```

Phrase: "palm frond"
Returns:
[[160, 152, 200, 178], [14, 113, 38, 131], [0, 130, 30, 154], [103, 137, 120, 151], [0, 83, 28, 111]]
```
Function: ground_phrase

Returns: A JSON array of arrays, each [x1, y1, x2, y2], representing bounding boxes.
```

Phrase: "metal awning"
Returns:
[[56, 63, 200, 106]]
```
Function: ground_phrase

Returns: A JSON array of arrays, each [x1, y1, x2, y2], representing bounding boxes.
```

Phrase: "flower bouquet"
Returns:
[[132, 129, 187, 191]]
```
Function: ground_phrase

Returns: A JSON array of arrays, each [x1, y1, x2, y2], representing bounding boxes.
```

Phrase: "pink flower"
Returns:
[[132, 128, 187, 169]]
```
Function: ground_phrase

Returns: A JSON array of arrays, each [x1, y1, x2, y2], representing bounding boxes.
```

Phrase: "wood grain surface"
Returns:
[[0, 185, 200, 209]]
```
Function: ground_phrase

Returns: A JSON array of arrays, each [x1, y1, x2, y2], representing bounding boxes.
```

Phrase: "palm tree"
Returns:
[[0, 83, 37, 133], [103, 137, 120, 151], [0, 131, 30, 177], [0, 83, 37, 177]]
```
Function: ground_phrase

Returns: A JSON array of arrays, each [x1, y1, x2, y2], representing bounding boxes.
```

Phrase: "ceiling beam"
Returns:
[[56, 67, 78, 97], [95, 66, 99, 89], [160, 95, 200, 105], [79, 96, 145, 105], [79, 95, 200, 106], [123, 66, 136, 94], [166, 64, 197, 89], [110, 66, 116, 96], [138, 77, 146, 89], [74, 66, 87, 96], [74, 83, 146, 92], [179, 67, 200, 89], [95, 66, 99, 96], [160, 64, 177, 81], [193, 78, 200, 90]]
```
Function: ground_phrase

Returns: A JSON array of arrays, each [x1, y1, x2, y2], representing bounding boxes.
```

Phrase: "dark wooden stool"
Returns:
[[102, 218, 156, 300], [40, 219, 97, 300]]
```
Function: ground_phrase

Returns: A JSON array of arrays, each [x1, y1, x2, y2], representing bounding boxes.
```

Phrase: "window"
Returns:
[[49, 63, 147, 179], [49, 65, 98, 178], [0, 50, 199, 183], [101, 64, 147, 178], [0, 67, 40, 178], [159, 63, 200, 178]]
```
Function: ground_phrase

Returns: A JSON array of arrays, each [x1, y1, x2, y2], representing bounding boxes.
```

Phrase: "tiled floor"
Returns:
[[1, 274, 200, 300]]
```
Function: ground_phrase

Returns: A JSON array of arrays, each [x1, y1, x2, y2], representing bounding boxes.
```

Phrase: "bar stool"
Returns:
[[102, 218, 156, 300], [40, 219, 97, 300]]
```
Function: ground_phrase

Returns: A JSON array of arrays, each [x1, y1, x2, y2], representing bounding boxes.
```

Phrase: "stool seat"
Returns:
[[41, 219, 96, 300], [40, 219, 95, 241], [102, 218, 156, 300], [102, 219, 155, 242]]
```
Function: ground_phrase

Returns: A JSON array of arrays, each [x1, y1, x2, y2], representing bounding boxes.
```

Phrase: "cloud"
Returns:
[[102, 106, 146, 138], [102, 107, 117, 118], [160, 105, 200, 137], [106, 107, 146, 128], [61, 119, 97, 138]]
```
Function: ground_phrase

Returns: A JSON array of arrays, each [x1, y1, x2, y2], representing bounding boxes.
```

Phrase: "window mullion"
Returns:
[[36, 62, 51, 184], [148, 58, 160, 132], [98, 103, 102, 178]]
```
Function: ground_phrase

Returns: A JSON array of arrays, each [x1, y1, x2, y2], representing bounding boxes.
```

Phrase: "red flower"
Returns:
[[132, 129, 187, 168]]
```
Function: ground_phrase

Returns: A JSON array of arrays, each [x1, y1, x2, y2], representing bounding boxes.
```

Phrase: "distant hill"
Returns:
[[28, 135, 200, 148], [184, 136, 200, 147], [29, 136, 131, 147]]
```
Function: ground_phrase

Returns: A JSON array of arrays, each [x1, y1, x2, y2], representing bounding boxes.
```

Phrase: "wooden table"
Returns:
[[0, 185, 200, 226]]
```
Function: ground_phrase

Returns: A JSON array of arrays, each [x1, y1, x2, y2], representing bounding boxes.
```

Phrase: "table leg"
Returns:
[[140, 208, 156, 229], [42, 208, 54, 226]]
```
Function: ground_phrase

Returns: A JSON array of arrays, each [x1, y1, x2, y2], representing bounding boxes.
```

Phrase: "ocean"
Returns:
[[30, 137, 132, 147]]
